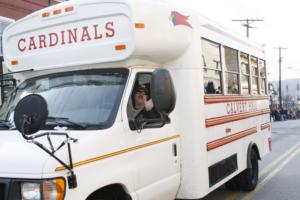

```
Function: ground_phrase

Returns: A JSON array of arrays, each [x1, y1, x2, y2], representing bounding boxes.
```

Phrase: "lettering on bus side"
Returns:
[[226, 101, 258, 115], [17, 21, 116, 52]]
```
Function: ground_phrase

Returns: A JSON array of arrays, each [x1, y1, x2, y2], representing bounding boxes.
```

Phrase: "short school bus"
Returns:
[[0, 0, 271, 199]]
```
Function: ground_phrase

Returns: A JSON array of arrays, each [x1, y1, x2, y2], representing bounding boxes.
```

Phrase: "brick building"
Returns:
[[0, 0, 61, 20]]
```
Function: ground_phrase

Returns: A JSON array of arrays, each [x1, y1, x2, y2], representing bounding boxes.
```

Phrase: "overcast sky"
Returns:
[[172, 0, 299, 81]]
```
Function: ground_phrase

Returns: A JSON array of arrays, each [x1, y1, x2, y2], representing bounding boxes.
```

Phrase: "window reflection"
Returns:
[[0, 69, 128, 129], [225, 47, 239, 94], [202, 39, 222, 94], [251, 56, 259, 94], [240, 52, 250, 94], [259, 59, 266, 94], [201, 38, 267, 96]]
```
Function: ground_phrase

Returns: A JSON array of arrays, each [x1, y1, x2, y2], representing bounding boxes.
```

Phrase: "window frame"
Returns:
[[224, 46, 240, 94], [201, 38, 223, 95], [127, 72, 153, 117], [250, 56, 259, 95], [258, 59, 267, 95], [126, 71, 163, 131], [240, 52, 251, 95], [201, 38, 267, 96]]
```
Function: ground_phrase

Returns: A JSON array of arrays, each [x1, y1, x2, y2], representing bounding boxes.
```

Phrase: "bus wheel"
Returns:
[[91, 193, 131, 200], [239, 149, 259, 191], [225, 177, 239, 190], [87, 184, 132, 200], [92, 194, 131, 200]]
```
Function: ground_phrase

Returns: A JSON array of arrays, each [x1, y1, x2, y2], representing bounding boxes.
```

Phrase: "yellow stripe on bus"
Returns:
[[55, 134, 180, 171]]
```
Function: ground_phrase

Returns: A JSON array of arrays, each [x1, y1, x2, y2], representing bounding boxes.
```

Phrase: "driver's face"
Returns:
[[134, 92, 147, 107]]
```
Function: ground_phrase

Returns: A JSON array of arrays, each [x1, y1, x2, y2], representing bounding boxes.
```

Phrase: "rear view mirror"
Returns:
[[151, 68, 176, 115], [13, 94, 78, 188], [14, 94, 48, 136]]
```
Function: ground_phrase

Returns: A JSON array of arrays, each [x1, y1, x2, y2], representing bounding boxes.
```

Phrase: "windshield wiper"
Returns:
[[47, 116, 87, 130]]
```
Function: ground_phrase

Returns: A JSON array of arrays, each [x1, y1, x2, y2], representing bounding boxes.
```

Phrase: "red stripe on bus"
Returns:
[[207, 127, 257, 151], [204, 95, 269, 104], [205, 109, 270, 128], [261, 122, 271, 130]]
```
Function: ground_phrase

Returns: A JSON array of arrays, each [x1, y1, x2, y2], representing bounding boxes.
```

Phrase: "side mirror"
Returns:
[[14, 94, 48, 136], [151, 68, 176, 115]]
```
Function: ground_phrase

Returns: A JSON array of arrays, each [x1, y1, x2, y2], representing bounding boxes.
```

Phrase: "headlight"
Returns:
[[21, 183, 41, 200], [21, 178, 65, 200]]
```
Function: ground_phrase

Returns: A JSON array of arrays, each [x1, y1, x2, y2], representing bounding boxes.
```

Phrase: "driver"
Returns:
[[132, 86, 160, 119]]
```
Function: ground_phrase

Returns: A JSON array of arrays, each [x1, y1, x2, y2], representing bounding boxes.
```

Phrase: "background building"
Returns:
[[268, 82, 279, 110], [270, 79, 300, 110], [0, 0, 61, 20]]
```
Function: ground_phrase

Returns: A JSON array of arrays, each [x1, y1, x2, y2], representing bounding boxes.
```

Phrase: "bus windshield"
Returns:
[[0, 68, 128, 130]]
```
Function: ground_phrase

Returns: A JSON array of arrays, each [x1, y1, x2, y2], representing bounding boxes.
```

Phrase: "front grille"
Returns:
[[0, 183, 5, 200], [0, 179, 10, 200]]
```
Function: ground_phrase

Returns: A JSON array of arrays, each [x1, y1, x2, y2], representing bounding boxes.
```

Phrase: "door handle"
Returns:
[[172, 143, 177, 157]]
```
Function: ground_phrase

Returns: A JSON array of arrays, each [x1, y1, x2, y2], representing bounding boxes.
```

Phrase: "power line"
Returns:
[[274, 47, 288, 110], [232, 19, 264, 38]]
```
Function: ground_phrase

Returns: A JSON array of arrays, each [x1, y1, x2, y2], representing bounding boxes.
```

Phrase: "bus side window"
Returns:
[[201, 38, 222, 94], [251, 56, 259, 95], [224, 46, 240, 94], [240, 52, 250, 94], [259, 59, 267, 94]]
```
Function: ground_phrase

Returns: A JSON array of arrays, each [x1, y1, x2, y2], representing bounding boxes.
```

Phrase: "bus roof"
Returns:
[[2, 0, 264, 72]]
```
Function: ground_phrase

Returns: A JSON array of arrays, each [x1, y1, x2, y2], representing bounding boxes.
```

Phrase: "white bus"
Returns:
[[0, 0, 271, 199]]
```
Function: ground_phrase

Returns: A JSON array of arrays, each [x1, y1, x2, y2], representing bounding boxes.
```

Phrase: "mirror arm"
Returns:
[[143, 121, 165, 129], [136, 120, 146, 133], [25, 132, 78, 189], [135, 118, 167, 130], [20, 115, 34, 140], [32, 140, 71, 171], [47, 135, 55, 152], [141, 118, 165, 124]]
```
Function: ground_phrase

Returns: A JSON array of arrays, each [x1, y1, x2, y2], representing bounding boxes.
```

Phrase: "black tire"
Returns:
[[238, 149, 259, 191], [225, 176, 239, 190], [91, 193, 131, 200], [88, 187, 131, 200]]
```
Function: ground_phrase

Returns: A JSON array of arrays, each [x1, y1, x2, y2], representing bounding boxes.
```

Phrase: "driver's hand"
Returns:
[[145, 99, 154, 111]]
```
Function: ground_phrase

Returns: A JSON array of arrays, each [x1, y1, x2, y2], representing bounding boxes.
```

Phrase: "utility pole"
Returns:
[[232, 19, 264, 38], [274, 47, 287, 110]]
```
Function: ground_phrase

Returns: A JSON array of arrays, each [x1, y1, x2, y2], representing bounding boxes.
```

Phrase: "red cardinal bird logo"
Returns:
[[170, 11, 193, 28]]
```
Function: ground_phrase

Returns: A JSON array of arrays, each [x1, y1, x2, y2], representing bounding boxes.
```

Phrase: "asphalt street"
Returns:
[[202, 120, 300, 200]]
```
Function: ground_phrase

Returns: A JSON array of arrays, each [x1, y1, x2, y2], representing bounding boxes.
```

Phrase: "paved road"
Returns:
[[202, 120, 300, 200]]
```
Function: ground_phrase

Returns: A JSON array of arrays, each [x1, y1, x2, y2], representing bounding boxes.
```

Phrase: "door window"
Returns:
[[127, 73, 161, 130]]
